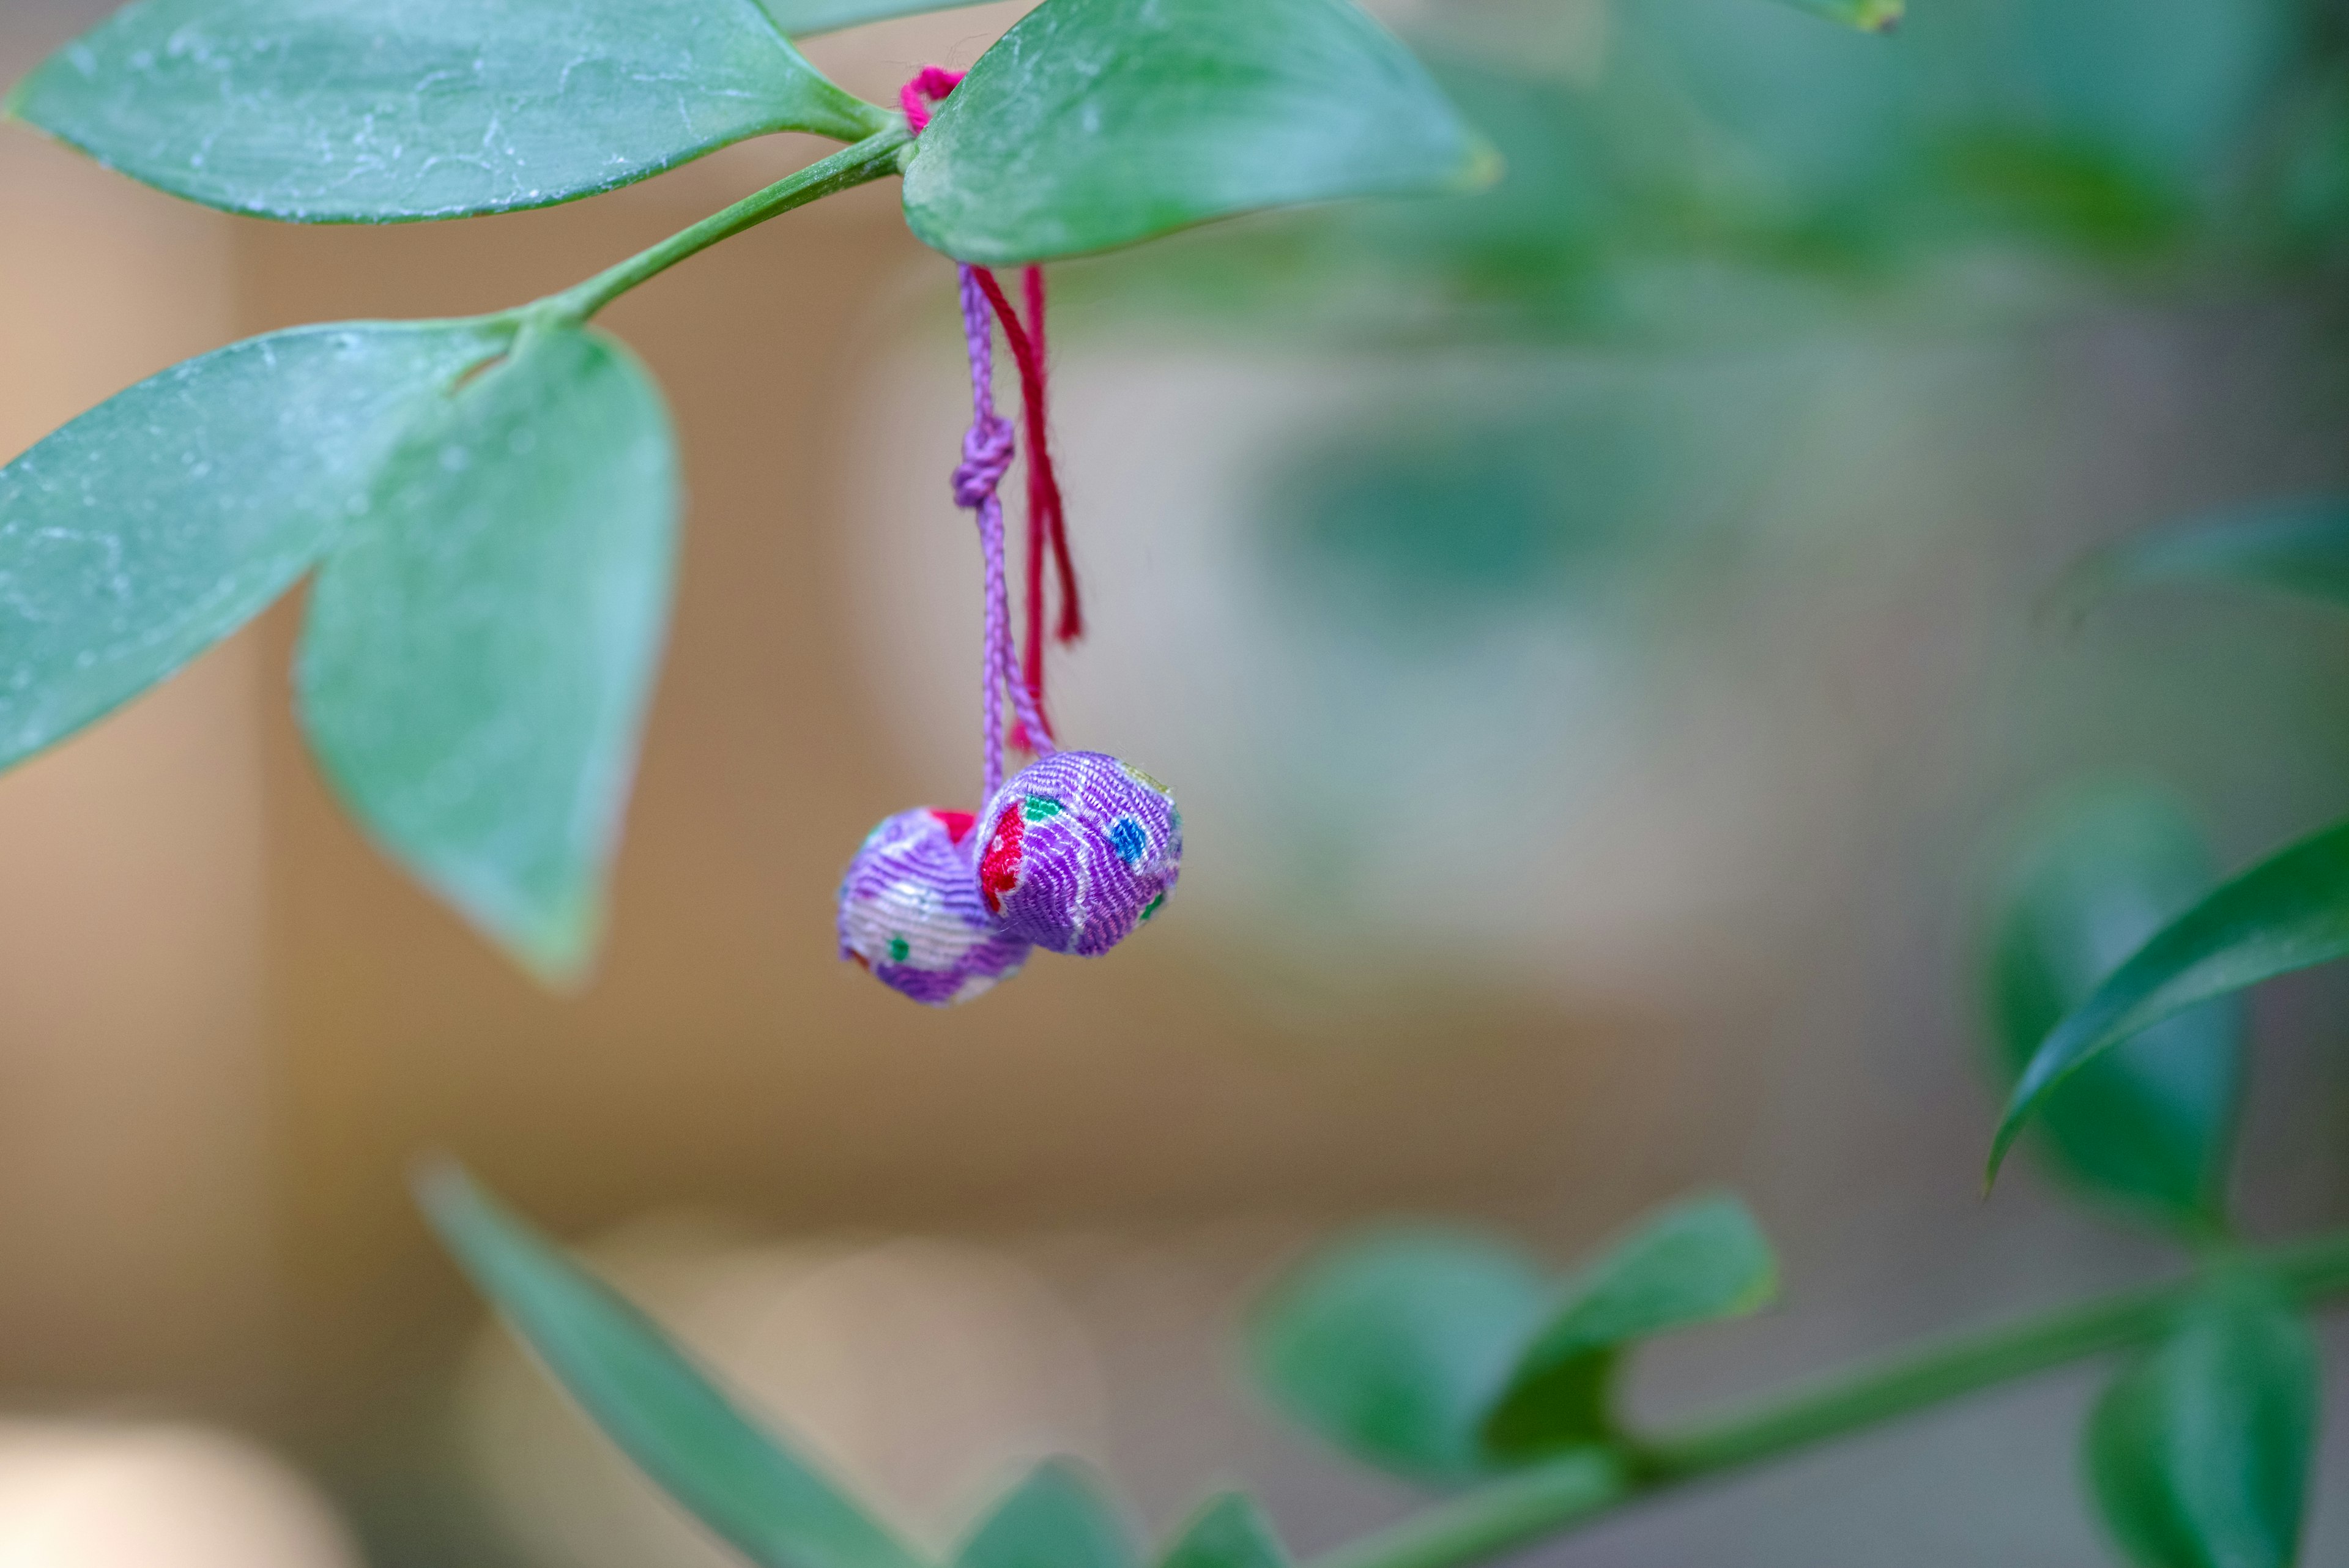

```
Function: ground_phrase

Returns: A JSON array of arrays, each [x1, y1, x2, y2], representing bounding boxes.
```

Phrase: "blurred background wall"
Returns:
[[4, 0, 2349, 1564]]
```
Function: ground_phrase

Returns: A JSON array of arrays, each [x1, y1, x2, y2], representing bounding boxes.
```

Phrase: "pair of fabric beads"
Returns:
[[837, 752, 1181, 1005]]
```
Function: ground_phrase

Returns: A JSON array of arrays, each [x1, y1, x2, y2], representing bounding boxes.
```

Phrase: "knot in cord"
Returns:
[[953, 412, 1015, 509]]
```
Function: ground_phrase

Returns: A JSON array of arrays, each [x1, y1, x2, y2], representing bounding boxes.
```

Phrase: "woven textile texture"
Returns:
[[838, 808, 1031, 1006], [978, 751, 1182, 957]]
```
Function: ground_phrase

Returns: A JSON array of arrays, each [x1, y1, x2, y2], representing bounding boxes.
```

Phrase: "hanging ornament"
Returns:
[[834, 68, 1182, 1007], [837, 807, 1030, 1005], [978, 753, 1181, 956]]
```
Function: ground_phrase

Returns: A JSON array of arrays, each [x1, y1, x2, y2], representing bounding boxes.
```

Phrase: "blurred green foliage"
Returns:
[[1078, 0, 2349, 341], [2086, 1280, 2320, 1568], [1984, 786, 2244, 1236]]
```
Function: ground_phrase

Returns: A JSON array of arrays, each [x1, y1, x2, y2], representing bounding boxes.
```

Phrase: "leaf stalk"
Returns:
[[536, 125, 914, 327], [1306, 1228, 2349, 1568]]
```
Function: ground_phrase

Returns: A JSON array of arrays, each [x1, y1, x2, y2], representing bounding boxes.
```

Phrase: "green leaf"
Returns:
[[6, 0, 881, 223], [959, 1462, 1132, 1568], [1990, 814, 2349, 1187], [900, 0, 1496, 264], [1248, 1228, 1547, 1479], [1985, 786, 2244, 1233], [1156, 1496, 1287, 1568], [1483, 1195, 1776, 1457], [296, 327, 676, 986], [761, 0, 992, 35], [417, 1161, 924, 1568], [2085, 1284, 2319, 1568], [1770, 0, 1903, 31], [0, 320, 505, 771], [2071, 497, 2349, 613]]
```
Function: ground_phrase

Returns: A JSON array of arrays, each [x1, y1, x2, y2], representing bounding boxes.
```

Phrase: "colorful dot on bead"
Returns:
[[837, 806, 1030, 1006], [979, 800, 1025, 915], [979, 751, 1182, 957]]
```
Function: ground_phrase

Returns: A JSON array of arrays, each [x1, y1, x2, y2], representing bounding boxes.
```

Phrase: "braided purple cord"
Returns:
[[955, 266, 1055, 806]]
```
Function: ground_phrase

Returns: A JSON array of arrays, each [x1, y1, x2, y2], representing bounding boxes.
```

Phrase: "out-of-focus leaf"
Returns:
[[1771, 0, 1902, 33], [960, 1461, 1132, 1568], [1991, 815, 2349, 1186], [1986, 786, 2244, 1233], [297, 328, 676, 986], [1483, 1195, 1776, 1456], [902, 0, 1495, 264], [0, 321, 504, 771], [1157, 1496, 1287, 1568], [1248, 1228, 1546, 1479], [2017, 0, 2288, 190], [418, 1161, 924, 1568], [6, 0, 880, 222], [2085, 1284, 2318, 1568], [762, 0, 990, 34], [2073, 497, 2349, 612]]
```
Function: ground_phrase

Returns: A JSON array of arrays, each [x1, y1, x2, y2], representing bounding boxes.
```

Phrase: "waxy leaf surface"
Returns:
[[1991, 814, 2349, 1185], [420, 1162, 922, 1568], [2087, 1286, 2318, 1568], [960, 1462, 1132, 1568], [1249, 1228, 1546, 1479], [902, 0, 1493, 263], [1987, 787, 2244, 1232], [0, 321, 502, 770], [1157, 1496, 1288, 1568], [1483, 1194, 1775, 1455], [7, 0, 877, 221], [298, 329, 676, 985], [762, 0, 992, 34]]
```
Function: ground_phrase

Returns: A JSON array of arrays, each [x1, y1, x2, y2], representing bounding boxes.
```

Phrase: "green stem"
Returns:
[[536, 126, 912, 326], [1308, 1228, 2349, 1568]]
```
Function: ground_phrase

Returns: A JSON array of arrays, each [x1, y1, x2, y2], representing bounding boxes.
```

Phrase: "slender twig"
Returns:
[[534, 125, 913, 326], [1308, 1228, 2349, 1568]]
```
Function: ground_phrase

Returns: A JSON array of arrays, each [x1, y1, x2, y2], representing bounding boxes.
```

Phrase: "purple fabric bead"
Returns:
[[976, 751, 1181, 957], [837, 808, 1030, 1006]]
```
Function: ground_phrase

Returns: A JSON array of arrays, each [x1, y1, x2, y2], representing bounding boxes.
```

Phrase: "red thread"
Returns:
[[904, 66, 1085, 753], [899, 65, 963, 133], [971, 266, 1083, 750], [929, 808, 978, 845]]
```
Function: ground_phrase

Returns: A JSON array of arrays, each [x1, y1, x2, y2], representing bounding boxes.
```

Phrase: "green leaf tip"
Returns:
[[1483, 1194, 1776, 1457], [1981, 785, 2243, 1233], [296, 327, 679, 990], [417, 1159, 924, 1568], [959, 1459, 1134, 1568], [1988, 811, 2349, 1194], [1157, 1495, 1288, 1568]]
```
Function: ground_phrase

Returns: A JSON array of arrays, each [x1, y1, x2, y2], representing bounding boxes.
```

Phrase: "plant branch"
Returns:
[[537, 125, 913, 325], [1307, 1228, 2349, 1568]]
